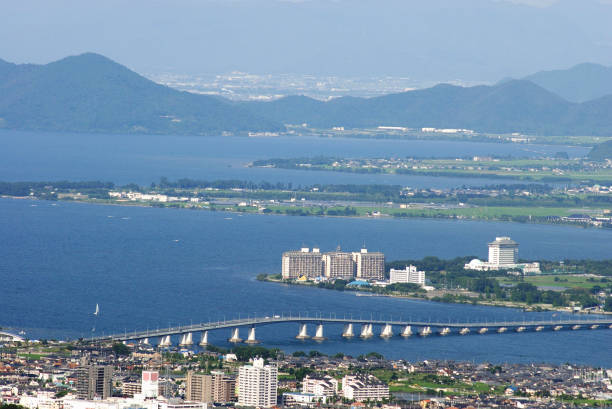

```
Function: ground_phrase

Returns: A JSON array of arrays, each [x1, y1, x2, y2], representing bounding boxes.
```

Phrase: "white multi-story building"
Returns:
[[302, 374, 338, 397], [322, 251, 355, 280], [352, 249, 385, 281], [282, 392, 326, 406], [238, 358, 277, 408], [341, 374, 389, 402], [488, 237, 518, 267], [389, 265, 425, 286], [141, 371, 159, 399], [282, 248, 323, 279]]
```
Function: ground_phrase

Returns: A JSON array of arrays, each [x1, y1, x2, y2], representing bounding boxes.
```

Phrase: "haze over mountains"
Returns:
[[1, 53, 612, 137]]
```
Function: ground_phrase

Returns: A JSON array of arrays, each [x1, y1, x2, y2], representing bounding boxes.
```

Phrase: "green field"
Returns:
[[497, 274, 608, 290]]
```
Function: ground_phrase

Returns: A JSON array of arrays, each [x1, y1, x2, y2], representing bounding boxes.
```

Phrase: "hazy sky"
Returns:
[[2, 0, 612, 81]]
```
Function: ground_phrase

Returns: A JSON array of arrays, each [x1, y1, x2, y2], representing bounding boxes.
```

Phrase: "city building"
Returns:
[[282, 248, 323, 279], [464, 237, 541, 274], [185, 371, 235, 404], [323, 251, 355, 279], [488, 236, 519, 267], [76, 365, 113, 400], [141, 371, 159, 399], [282, 392, 326, 406], [341, 374, 389, 402], [353, 249, 385, 280], [302, 374, 338, 397], [389, 265, 425, 286], [237, 358, 277, 408]]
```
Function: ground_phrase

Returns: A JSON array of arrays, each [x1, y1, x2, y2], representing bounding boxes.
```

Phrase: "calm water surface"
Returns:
[[1, 198, 610, 366], [0, 130, 589, 187]]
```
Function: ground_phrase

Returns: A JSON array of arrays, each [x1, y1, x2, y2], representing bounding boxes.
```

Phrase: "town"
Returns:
[[1, 338, 611, 409]]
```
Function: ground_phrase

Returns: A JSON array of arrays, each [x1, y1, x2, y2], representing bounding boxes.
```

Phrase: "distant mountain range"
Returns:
[[1, 53, 611, 137], [0, 53, 282, 135], [523, 63, 612, 103]]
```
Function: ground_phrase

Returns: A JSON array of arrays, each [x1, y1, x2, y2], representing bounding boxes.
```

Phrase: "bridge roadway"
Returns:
[[87, 313, 612, 343]]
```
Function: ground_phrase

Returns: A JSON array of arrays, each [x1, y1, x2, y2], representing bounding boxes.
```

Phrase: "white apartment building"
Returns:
[[237, 358, 278, 408], [323, 251, 355, 279], [389, 265, 425, 286], [302, 374, 338, 397], [342, 374, 389, 402], [352, 249, 385, 281], [282, 248, 323, 279]]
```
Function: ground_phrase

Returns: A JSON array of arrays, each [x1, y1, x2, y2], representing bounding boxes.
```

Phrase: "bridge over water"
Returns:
[[86, 312, 612, 347]]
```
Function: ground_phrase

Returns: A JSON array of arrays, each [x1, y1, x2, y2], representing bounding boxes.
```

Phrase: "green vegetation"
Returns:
[[589, 140, 612, 161], [112, 342, 130, 356]]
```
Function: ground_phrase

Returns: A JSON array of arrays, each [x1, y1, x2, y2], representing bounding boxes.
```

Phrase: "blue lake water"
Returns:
[[0, 130, 589, 188], [1, 198, 610, 366]]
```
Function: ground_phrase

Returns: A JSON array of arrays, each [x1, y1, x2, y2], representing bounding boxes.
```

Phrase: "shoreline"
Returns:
[[2, 195, 609, 230], [257, 275, 612, 315]]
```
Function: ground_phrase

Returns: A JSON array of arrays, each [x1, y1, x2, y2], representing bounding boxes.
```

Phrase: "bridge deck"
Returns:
[[87, 315, 612, 342]]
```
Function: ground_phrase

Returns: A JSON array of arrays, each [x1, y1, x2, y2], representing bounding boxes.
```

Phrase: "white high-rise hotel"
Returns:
[[282, 247, 384, 280], [487, 236, 518, 267], [238, 358, 277, 408]]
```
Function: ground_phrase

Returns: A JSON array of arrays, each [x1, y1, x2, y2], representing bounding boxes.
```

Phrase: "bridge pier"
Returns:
[[228, 328, 242, 343], [460, 327, 470, 335], [535, 326, 544, 332], [342, 323, 354, 338], [571, 324, 581, 330], [159, 335, 172, 347], [497, 327, 507, 333], [199, 331, 209, 347], [553, 325, 563, 331], [360, 324, 373, 339], [140, 338, 150, 345], [312, 324, 326, 341], [296, 323, 310, 340], [380, 324, 393, 339], [419, 326, 432, 337], [439, 327, 450, 336], [516, 326, 526, 332], [179, 333, 193, 347], [401, 325, 413, 337], [590, 324, 599, 330], [244, 326, 260, 344], [478, 327, 488, 334]]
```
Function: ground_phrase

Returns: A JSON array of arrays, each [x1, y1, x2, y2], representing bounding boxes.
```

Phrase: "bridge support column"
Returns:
[[360, 324, 373, 339], [516, 326, 526, 332], [401, 325, 412, 337], [140, 338, 150, 345], [571, 324, 581, 330], [159, 335, 172, 347], [460, 327, 470, 335], [553, 325, 563, 331], [312, 324, 326, 341], [245, 326, 260, 344], [228, 328, 242, 343], [179, 333, 193, 347], [497, 327, 507, 333], [439, 327, 450, 336], [590, 324, 599, 330], [296, 324, 310, 340], [380, 324, 393, 339], [535, 326, 544, 332], [419, 326, 432, 337], [199, 331, 209, 347], [342, 323, 354, 338], [478, 327, 488, 334]]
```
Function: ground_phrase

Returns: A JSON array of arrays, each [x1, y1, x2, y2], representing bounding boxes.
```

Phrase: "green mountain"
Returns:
[[524, 63, 612, 103], [244, 80, 612, 136], [0, 53, 283, 134], [588, 140, 612, 161]]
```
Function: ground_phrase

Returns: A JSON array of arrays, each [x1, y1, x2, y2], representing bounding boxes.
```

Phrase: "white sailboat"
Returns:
[[93, 304, 100, 316]]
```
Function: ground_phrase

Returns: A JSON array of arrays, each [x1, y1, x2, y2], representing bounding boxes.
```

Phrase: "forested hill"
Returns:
[[1, 53, 612, 137], [0, 53, 283, 135]]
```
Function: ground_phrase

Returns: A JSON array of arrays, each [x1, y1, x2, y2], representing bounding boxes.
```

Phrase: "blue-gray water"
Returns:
[[1, 198, 610, 366], [0, 130, 589, 188]]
